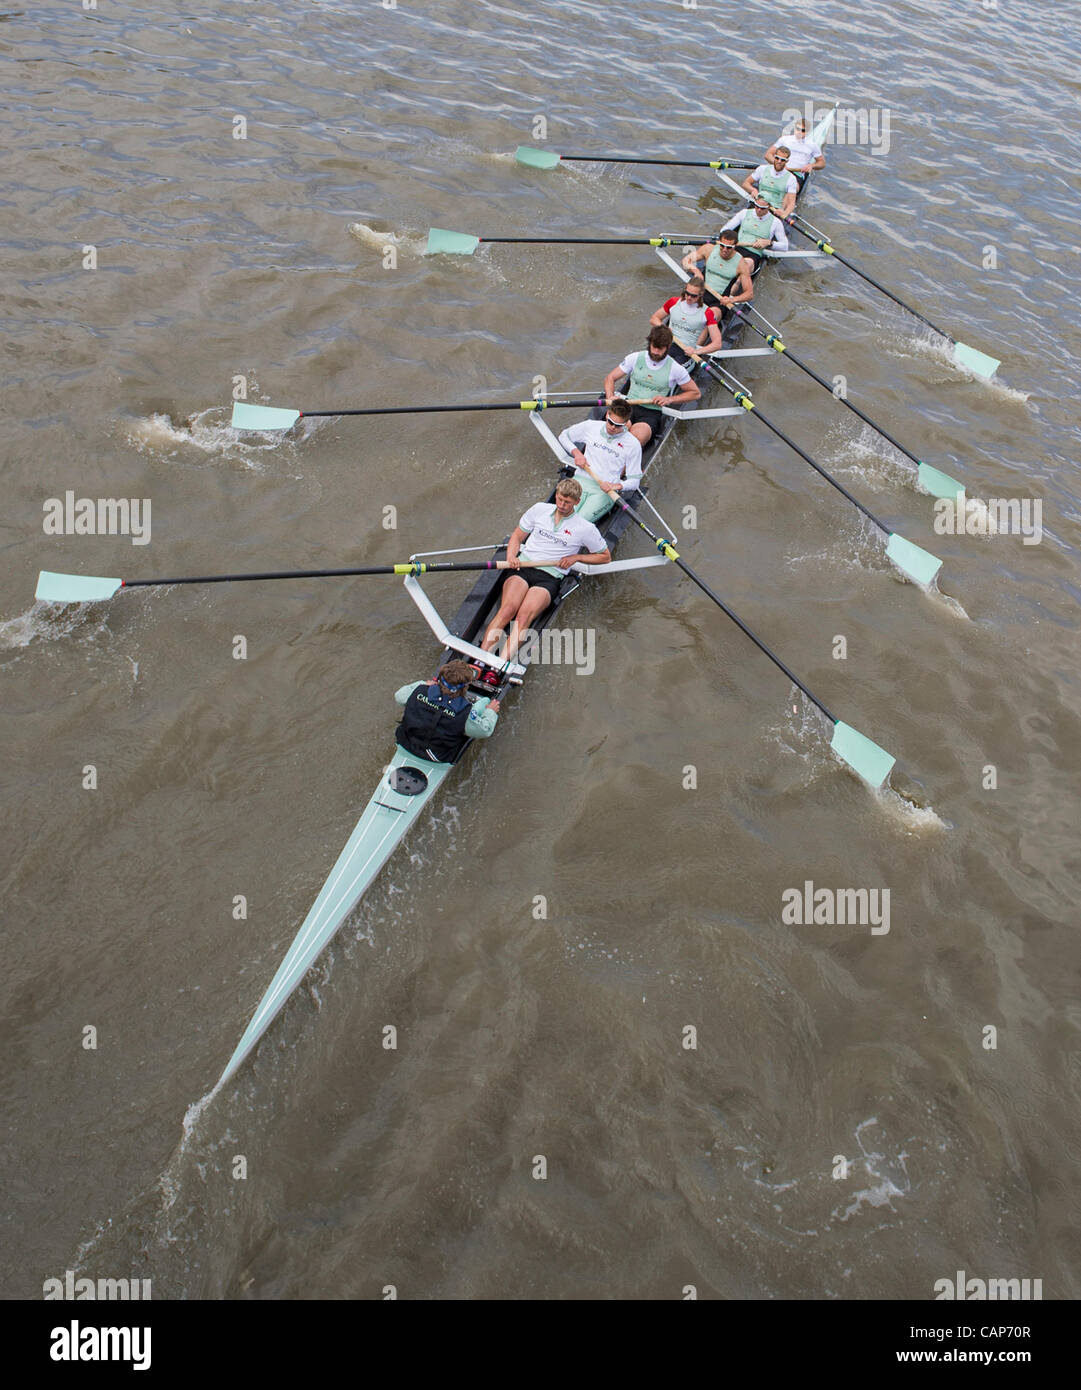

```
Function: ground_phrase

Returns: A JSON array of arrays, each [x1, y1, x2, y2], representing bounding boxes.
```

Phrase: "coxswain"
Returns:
[[650, 275, 725, 361], [678, 234, 755, 313], [394, 660, 501, 763], [741, 147, 798, 219], [555, 398, 643, 523], [480, 479, 611, 665], [766, 117, 825, 181], [601, 325, 701, 446]]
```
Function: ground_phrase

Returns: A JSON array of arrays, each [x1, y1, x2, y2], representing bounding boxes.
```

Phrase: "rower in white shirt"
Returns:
[[716, 197, 789, 268], [650, 275, 726, 361], [741, 148, 799, 219], [766, 117, 825, 181], [601, 325, 701, 447], [480, 479, 612, 667], [555, 398, 643, 523]]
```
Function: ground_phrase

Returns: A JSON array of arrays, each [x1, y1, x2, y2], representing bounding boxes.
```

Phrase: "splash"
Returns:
[[0, 598, 106, 651], [874, 785, 949, 834], [903, 333, 1031, 403], [348, 221, 425, 258]]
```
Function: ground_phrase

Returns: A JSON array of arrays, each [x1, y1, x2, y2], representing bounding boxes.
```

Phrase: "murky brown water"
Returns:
[[3, 0, 1080, 1299]]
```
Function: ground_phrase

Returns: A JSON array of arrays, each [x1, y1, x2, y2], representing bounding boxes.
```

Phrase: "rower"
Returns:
[[394, 660, 501, 763], [679, 234, 754, 314], [717, 197, 789, 267], [765, 117, 825, 182], [741, 147, 798, 219], [650, 275, 725, 362], [556, 398, 643, 523], [480, 479, 611, 665], [602, 325, 701, 446]]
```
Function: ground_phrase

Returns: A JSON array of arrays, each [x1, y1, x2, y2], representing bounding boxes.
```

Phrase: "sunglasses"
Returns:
[[604, 416, 628, 428]]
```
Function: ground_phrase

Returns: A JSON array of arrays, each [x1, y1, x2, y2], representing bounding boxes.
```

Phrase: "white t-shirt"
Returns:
[[775, 130, 823, 171], [518, 503, 606, 569], [617, 352, 692, 388], [556, 417, 643, 490]]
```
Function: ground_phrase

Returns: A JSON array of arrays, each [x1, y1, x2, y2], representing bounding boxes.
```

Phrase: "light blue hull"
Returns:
[[218, 747, 454, 1085]]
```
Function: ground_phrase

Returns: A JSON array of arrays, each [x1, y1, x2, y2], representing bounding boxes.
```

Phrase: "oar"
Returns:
[[728, 306, 965, 501], [426, 229, 706, 256], [230, 397, 597, 432], [515, 146, 757, 172], [713, 168, 1000, 377], [700, 362, 943, 587], [36, 560, 539, 605], [567, 456, 895, 788], [35, 552, 664, 605], [786, 214, 1000, 377]]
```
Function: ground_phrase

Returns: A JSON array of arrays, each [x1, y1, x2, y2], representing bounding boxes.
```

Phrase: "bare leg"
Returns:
[[483, 575, 528, 653], [502, 586, 553, 661], [630, 422, 652, 447]]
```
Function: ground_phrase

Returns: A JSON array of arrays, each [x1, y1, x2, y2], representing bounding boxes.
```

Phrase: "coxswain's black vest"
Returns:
[[395, 683, 472, 762]]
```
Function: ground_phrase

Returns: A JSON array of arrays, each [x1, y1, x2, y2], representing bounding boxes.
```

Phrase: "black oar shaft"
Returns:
[[300, 401, 592, 418], [703, 364, 889, 535], [481, 236, 672, 245], [560, 155, 756, 170], [598, 491, 835, 722], [734, 311, 920, 467], [787, 217, 957, 345], [122, 561, 514, 590]]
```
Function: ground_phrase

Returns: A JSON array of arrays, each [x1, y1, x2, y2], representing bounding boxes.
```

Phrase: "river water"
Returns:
[[3, 0, 1079, 1299]]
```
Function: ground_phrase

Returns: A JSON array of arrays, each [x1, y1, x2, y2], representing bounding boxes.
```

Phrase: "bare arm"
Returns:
[[505, 525, 530, 568], [603, 366, 625, 403], [656, 377, 701, 406], [717, 259, 755, 309], [558, 546, 611, 570], [681, 241, 713, 272]]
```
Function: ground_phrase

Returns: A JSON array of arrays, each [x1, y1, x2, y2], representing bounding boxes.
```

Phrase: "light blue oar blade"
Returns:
[[231, 401, 301, 431], [830, 721, 896, 789], [515, 145, 561, 170], [36, 571, 123, 603], [917, 461, 964, 501], [425, 227, 481, 256], [885, 532, 943, 586], [953, 341, 1000, 379]]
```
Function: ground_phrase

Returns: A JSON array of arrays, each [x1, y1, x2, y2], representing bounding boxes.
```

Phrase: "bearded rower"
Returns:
[[602, 325, 701, 446], [481, 478, 611, 665], [555, 397, 643, 523], [766, 117, 825, 181], [650, 275, 725, 362], [717, 198, 789, 266], [741, 147, 798, 219], [678, 234, 755, 314]]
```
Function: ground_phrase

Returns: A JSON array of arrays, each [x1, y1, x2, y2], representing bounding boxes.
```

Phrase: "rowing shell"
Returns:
[[216, 104, 838, 1088]]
